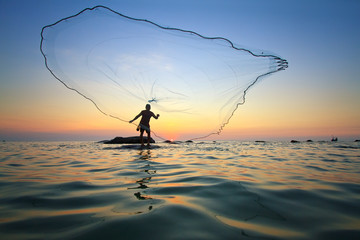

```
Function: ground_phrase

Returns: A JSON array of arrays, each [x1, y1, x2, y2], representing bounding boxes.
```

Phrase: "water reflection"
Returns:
[[129, 150, 156, 211], [1, 141, 359, 240], [128, 176, 151, 189], [139, 149, 152, 160], [134, 192, 152, 201]]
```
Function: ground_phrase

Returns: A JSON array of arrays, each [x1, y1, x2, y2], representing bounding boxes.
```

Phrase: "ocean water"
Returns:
[[0, 140, 359, 240]]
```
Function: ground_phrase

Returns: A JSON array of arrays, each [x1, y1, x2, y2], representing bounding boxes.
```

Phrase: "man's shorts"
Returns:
[[139, 124, 150, 134]]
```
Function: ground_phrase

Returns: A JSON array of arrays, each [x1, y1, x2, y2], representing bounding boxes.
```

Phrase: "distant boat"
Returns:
[[331, 137, 338, 142]]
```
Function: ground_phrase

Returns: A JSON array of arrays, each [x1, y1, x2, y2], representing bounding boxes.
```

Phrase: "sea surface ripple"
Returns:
[[0, 141, 359, 239]]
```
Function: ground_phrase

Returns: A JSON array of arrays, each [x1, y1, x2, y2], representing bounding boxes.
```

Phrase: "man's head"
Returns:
[[146, 104, 151, 110]]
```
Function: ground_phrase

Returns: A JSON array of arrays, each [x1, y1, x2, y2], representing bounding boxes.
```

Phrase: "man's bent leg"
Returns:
[[147, 132, 151, 146], [140, 131, 144, 147]]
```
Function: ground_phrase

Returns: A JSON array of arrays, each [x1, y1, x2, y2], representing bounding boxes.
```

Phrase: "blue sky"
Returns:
[[1, 0, 359, 141]]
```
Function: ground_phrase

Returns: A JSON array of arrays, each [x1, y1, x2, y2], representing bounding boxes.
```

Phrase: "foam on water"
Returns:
[[0, 141, 359, 239]]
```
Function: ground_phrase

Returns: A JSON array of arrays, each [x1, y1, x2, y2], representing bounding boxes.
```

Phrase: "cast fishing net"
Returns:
[[40, 6, 288, 140]]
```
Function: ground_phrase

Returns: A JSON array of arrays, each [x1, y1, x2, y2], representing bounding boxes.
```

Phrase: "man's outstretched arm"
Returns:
[[153, 113, 160, 119], [129, 112, 142, 123]]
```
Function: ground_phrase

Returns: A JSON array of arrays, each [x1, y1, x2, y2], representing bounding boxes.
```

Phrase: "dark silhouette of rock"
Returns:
[[355, 140, 360, 142], [185, 140, 193, 143], [103, 136, 155, 144], [290, 140, 300, 143], [255, 140, 266, 143], [306, 140, 313, 142], [164, 140, 182, 144]]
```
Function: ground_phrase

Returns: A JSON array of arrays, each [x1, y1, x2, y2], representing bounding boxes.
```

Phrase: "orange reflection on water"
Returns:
[[50, 206, 110, 217], [158, 194, 206, 213]]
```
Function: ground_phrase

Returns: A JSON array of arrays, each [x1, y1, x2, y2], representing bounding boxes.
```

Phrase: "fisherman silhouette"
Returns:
[[129, 104, 159, 147]]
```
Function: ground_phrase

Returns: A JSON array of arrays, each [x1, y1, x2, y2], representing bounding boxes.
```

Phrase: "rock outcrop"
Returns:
[[102, 136, 155, 144]]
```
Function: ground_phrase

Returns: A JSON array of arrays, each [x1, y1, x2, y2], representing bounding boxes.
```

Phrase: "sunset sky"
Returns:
[[1, 0, 359, 141]]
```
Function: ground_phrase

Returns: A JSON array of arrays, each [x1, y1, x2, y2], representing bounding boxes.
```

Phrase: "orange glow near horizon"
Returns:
[[1, 110, 360, 141], [1, 84, 360, 141]]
